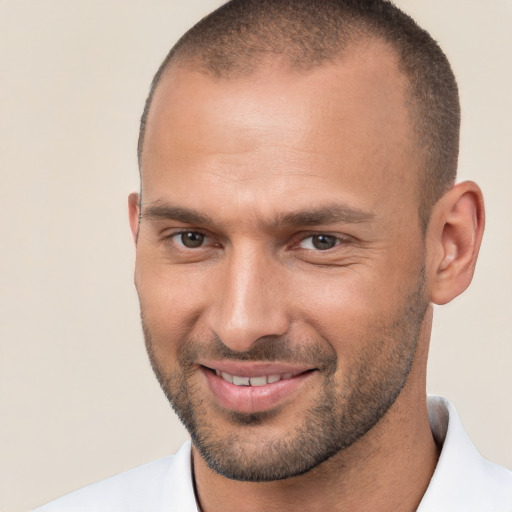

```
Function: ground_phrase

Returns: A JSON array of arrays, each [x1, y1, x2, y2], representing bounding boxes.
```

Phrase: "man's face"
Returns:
[[132, 43, 431, 481]]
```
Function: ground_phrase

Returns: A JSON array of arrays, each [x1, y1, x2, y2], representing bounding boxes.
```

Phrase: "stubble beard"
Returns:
[[142, 269, 428, 482]]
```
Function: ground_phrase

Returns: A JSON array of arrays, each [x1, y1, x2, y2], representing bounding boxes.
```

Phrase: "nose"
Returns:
[[206, 245, 290, 352]]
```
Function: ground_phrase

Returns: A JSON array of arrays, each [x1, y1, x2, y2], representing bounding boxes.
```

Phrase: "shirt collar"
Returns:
[[417, 396, 512, 511]]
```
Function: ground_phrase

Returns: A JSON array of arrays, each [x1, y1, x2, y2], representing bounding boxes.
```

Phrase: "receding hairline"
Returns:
[[139, 31, 408, 168]]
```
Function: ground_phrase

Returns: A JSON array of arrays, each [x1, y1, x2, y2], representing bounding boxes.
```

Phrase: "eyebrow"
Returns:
[[141, 201, 374, 229], [272, 204, 374, 228], [142, 203, 215, 226]]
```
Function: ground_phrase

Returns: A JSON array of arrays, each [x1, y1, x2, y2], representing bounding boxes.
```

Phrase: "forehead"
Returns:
[[141, 41, 421, 224]]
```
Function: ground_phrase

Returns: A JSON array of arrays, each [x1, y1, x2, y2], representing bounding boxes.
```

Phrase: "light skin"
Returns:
[[129, 40, 484, 511]]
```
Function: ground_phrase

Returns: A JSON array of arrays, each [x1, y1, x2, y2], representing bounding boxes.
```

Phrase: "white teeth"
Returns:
[[216, 371, 299, 386], [249, 376, 267, 387], [221, 372, 233, 383], [232, 375, 250, 386]]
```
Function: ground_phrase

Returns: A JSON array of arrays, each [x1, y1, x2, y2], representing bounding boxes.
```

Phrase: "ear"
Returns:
[[128, 192, 140, 244], [427, 181, 485, 305]]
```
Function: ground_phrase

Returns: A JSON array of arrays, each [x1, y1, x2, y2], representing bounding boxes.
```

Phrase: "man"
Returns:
[[35, 0, 512, 510]]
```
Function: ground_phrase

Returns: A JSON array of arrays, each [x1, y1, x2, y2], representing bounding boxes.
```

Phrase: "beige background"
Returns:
[[0, 1, 510, 511]]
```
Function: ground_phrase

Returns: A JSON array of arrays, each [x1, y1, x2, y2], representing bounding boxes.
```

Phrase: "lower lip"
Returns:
[[201, 367, 314, 414]]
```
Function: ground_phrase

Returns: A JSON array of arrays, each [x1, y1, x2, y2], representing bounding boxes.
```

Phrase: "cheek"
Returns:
[[135, 258, 211, 341], [292, 266, 417, 354], [294, 268, 379, 318]]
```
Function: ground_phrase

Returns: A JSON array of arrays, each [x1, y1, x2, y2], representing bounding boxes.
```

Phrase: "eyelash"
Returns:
[[297, 233, 342, 251], [168, 230, 215, 249]]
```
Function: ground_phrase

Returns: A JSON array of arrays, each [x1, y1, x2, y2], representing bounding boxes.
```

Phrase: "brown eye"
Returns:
[[299, 234, 339, 250], [312, 235, 338, 250], [179, 232, 205, 248]]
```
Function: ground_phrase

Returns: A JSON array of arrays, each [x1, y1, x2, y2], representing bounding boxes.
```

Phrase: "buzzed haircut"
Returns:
[[138, 0, 460, 225]]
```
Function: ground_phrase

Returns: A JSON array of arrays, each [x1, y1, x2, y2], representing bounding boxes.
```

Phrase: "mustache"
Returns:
[[176, 333, 338, 373], [141, 315, 337, 372]]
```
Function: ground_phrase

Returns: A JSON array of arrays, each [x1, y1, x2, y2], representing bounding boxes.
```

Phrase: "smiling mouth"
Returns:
[[198, 362, 317, 414], [209, 368, 308, 387]]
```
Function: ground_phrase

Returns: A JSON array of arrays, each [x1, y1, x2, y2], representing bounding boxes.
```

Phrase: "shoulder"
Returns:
[[33, 442, 197, 512]]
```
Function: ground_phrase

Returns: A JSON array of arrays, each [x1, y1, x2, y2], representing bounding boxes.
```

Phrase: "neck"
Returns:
[[193, 312, 438, 512]]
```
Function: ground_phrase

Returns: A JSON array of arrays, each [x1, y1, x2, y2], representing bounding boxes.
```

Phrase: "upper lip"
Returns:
[[198, 360, 315, 378]]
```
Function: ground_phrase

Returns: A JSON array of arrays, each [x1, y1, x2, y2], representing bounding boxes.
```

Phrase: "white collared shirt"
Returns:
[[418, 397, 512, 511], [34, 396, 512, 511]]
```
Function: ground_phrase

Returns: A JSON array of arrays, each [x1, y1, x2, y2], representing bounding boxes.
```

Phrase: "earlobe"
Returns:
[[428, 181, 485, 305], [128, 192, 140, 244]]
